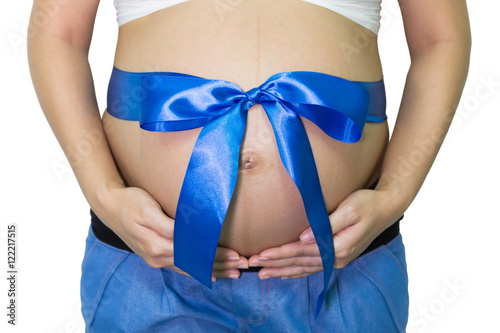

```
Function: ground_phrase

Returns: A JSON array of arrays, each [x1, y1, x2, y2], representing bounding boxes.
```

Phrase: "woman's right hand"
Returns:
[[98, 186, 248, 280]]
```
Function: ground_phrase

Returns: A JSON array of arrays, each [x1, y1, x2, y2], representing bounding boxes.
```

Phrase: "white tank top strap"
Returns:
[[114, 0, 189, 26], [301, 0, 382, 34]]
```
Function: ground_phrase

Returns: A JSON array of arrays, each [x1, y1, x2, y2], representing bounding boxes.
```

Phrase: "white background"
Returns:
[[1, 0, 499, 332]]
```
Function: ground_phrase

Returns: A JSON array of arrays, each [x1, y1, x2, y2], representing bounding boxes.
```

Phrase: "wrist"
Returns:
[[374, 180, 412, 227], [89, 180, 126, 228]]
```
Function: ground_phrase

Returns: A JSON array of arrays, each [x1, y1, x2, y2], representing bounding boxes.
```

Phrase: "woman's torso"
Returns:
[[102, 0, 389, 257]]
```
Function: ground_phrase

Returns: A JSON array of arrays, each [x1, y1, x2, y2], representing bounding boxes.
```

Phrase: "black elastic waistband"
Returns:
[[90, 209, 134, 252], [359, 216, 401, 256]]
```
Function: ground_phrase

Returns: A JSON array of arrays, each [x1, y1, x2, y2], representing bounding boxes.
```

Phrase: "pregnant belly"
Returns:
[[102, 102, 388, 257]]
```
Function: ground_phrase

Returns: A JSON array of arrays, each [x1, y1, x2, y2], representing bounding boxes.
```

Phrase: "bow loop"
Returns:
[[138, 75, 248, 131]]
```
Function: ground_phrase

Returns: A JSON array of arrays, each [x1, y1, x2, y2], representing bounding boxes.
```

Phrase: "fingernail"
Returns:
[[260, 275, 269, 280], [281, 277, 289, 280], [228, 256, 240, 261], [258, 256, 269, 261], [237, 264, 249, 269], [229, 274, 239, 279], [300, 231, 314, 244], [212, 276, 217, 282]]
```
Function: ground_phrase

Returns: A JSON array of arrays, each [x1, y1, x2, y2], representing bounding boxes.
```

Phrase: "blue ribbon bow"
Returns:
[[107, 67, 385, 317]]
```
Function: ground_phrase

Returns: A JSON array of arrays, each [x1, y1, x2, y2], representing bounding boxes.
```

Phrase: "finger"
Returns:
[[136, 203, 175, 240], [256, 241, 320, 261], [211, 269, 241, 279], [212, 258, 250, 270], [214, 246, 244, 261], [331, 221, 371, 268], [334, 258, 353, 269], [329, 195, 364, 236], [251, 256, 323, 268], [148, 207, 175, 240], [167, 266, 190, 277], [281, 273, 313, 280], [126, 227, 174, 262], [329, 209, 353, 236], [143, 251, 177, 269], [299, 227, 316, 245], [257, 266, 322, 279]]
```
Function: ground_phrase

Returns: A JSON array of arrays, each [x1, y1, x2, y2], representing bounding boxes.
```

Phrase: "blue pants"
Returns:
[[80, 226, 409, 332]]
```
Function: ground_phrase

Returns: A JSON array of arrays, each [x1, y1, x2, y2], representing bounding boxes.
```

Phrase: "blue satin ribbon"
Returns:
[[107, 67, 387, 318]]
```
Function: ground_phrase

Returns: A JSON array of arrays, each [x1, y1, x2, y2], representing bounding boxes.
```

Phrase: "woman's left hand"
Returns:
[[248, 188, 402, 279]]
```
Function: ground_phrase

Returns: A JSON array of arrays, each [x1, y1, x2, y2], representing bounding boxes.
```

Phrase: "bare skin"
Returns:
[[28, 0, 470, 280], [107, 0, 386, 257]]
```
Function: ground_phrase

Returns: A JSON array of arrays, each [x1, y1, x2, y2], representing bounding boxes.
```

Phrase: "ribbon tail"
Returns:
[[173, 104, 248, 288], [262, 101, 335, 318]]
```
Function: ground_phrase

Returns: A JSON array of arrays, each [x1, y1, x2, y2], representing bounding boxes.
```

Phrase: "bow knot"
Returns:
[[244, 86, 276, 107], [245, 86, 261, 103]]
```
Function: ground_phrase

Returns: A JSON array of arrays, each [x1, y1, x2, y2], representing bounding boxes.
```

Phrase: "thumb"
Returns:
[[299, 227, 316, 244], [137, 191, 174, 240], [329, 200, 359, 236]]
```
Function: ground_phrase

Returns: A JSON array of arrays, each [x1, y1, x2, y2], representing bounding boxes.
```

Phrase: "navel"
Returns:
[[239, 150, 262, 171]]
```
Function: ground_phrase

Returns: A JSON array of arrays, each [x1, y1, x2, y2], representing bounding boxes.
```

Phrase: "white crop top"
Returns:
[[114, 0, 382, 35]]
